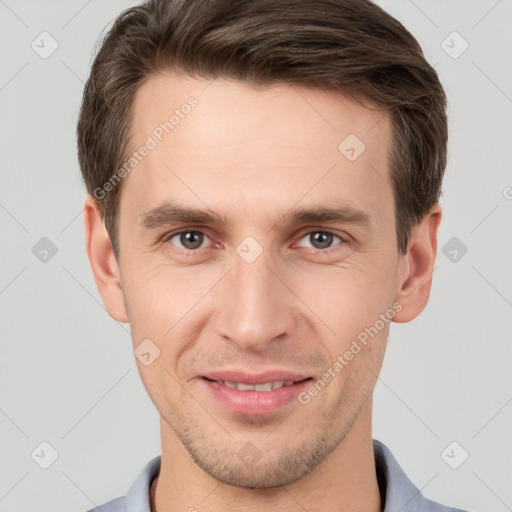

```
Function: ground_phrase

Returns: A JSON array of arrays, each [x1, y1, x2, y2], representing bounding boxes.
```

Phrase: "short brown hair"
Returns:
[[77, 0, 448, 259]]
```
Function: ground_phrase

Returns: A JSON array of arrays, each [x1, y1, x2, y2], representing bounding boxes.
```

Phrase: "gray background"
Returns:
[[1, 1, 511, 511]]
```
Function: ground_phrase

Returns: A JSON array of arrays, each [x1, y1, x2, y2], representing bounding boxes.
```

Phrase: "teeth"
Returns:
[[220, 380, 295, 391], [255, 382, 274, 391], [237, 382, 256, 391]]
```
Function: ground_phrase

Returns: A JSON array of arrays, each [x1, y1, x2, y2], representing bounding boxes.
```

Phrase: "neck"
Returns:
[[152, 402, 381, 512]]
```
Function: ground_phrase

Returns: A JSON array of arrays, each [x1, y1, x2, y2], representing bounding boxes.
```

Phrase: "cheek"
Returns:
[[290, 258, 397, 340], [123, 263, 213, 361], [290, 263, 396, 394], [125, 260, 199, 321]]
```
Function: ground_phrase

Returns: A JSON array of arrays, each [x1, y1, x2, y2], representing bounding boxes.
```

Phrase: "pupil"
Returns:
[[312, 232, 331, 249], [182, 231, 202, 249]]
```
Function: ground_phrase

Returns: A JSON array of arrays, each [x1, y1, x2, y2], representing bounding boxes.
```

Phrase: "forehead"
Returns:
[[120, 72, 394, 229]]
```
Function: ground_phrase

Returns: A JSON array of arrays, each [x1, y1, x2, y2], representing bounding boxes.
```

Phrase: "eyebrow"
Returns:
[[138, 201, 373, 231]]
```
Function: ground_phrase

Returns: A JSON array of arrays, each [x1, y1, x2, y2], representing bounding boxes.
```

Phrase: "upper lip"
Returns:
[[202, 370, 311, 385]]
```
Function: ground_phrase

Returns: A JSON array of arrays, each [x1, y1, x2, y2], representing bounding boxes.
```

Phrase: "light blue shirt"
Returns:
[[85, 439, 468, 512]]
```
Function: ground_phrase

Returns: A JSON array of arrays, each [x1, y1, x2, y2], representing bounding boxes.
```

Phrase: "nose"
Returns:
[[214, 245, 298, 352]]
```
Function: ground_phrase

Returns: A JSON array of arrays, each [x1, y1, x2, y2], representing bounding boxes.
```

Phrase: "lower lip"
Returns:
[[201, 378, 312, 416]]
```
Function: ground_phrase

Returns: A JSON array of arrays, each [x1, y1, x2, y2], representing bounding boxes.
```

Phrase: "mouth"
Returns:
[[200, 374, 314, 416], [203, 377, 310, 391]]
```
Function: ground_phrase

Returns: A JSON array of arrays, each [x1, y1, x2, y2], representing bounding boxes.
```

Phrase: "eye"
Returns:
[[166, 230, 212, 251], [163, 229, 346, 254], [296, 231, 346, 251]]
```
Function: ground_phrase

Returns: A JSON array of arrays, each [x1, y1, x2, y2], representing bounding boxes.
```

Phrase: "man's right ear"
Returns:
[[83, 195, 129, 323]]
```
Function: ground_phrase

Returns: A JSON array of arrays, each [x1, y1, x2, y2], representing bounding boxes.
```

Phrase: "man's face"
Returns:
[[115, 74, 407, 487]]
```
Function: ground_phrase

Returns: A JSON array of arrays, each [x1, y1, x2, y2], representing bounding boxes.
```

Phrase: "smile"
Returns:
[[201, 377, 313, 416], [213, 380, 298, 391]]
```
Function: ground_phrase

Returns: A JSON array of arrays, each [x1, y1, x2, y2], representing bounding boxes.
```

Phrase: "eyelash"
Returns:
[[162, 229, 348, 254]]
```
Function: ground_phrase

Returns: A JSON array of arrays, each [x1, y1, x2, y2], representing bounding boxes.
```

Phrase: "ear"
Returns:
[[392, 204, 442, 323], [83, 195, 128, 323]]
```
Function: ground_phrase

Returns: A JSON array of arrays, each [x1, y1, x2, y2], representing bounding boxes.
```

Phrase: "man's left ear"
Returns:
[[392, 204, 442, 323]]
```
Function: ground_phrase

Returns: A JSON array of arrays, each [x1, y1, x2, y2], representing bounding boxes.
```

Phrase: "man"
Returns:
[[78, 0, 468, 510]]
